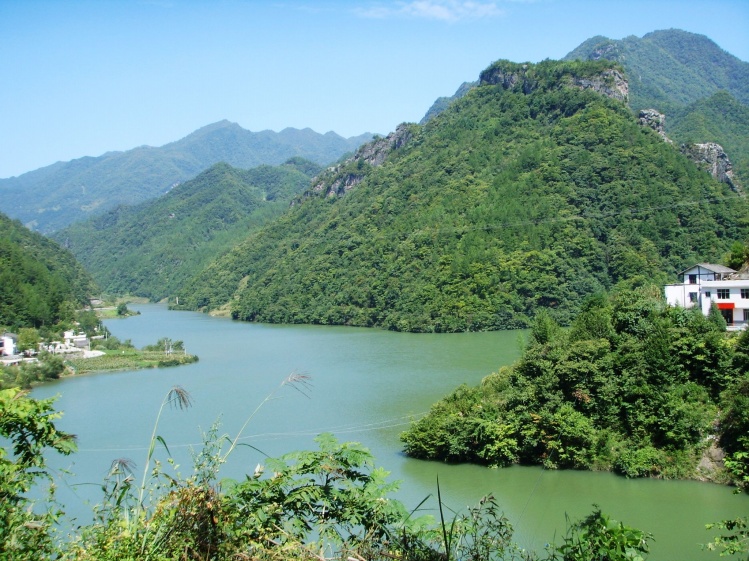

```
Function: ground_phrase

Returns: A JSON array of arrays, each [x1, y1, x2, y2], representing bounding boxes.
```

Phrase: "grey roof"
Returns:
[[678, 263, 736, 275]]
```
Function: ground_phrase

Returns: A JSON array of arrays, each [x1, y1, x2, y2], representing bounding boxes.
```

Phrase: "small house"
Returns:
[[1, 333, 18, 356], [665, 263, 749, 329]]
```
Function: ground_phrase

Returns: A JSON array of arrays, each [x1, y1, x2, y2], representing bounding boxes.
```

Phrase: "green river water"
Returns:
[[31, 304, 748, 559]]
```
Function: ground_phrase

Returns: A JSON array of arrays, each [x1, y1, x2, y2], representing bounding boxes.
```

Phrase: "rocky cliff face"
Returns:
[[637, 109, 740, 191], [569, 69, 628, 103], [681, 142, 740, 192], [480, 63, 536, 93], [479, 60, 628, 103], [302, 124, 415, 200], [638, 109, 673, 143]]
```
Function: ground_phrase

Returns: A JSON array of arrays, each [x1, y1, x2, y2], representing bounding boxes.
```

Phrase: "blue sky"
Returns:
[[1, 0, 748, 179]]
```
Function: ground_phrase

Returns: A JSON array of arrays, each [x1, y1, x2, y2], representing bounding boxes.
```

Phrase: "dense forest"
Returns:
[[402, 284, 749, 487], [563, 29, 749, 185], [53, 158, 321, 300], [175, 59, 748, 332], [0, 211, 96, 329], [563, 29, 749, 113], [670, 91, 749, 185]]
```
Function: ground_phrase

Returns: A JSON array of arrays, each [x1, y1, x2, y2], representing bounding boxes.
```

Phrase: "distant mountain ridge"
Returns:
[[53, 158, 320, 300], [0, 121, 372, 233]]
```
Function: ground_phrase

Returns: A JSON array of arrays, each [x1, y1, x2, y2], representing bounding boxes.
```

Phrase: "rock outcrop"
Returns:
[[681, 142, 740, 192], [570, 69, 628, 103], [480, 63, 536, 93], [479, 60, 628, 103], [302, 124, 415, 200], [638, 109, 673, 143]]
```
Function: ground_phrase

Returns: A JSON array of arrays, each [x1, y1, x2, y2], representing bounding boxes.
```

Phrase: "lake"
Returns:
[[32, 304, 748, 559]]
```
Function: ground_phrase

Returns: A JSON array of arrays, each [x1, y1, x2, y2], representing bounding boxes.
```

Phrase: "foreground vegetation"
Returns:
[[0, 382, 703, 561], [2, 379, 746, 561], [402, 284, 749, 488]]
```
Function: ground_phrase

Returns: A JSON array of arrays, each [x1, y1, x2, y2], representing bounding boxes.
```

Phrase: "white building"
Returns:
[[665, 263, 749, 329], [1, 333, 17, 356]]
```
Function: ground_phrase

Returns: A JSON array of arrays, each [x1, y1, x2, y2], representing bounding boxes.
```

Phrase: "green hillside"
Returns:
[[401, 285, 749, 483], [563, 29, 749, 113], [564, 29, 749, 184], [0, 212, 97, 329], [0, 121, 371, 234], [669, 91, 749, 185], [175, 59, 748, 332], [54, 159, 320, 301]]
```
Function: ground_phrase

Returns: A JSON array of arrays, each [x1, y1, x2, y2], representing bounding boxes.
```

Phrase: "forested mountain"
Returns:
[[0, 212, 96, 329], [420, 81, 477, 124], [174, 59, 749, 332], [0, 121, 371, 233], [564, 29, 749, 111], [669, 91, 749, 185], [53, 159, 320, 301], [564, 29, 749, 183]]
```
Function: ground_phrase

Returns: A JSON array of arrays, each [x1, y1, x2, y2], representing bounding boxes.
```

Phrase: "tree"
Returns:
[[16, 327, 39, 353], [0, 388, 76, 560], [725, 241, 749, 271], [707, 302, 728, 331]]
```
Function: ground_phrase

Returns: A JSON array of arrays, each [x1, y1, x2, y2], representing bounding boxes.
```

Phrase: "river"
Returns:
[[32, 303, 748, 559]]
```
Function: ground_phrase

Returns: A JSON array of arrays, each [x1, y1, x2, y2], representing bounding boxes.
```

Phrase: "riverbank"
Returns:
[[64, 348, 198, 374]]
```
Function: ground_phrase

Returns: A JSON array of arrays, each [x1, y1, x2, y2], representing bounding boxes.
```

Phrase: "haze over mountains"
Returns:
[[53, 159, 322, 300], [0, 122, 372, 233]]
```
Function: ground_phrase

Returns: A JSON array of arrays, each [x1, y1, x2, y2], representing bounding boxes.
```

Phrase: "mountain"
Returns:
[[53, 158, 320, 301], [420, 81, 477, 124], [669, 91, 749, 185], [563, 29, 749, 184], [0, 211, 97, 329], [174, 59, 749, 332], [563, 29, 749, 111], [0, 121, 372, 234]]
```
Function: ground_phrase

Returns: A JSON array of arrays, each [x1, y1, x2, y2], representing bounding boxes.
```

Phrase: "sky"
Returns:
[[1, 0, 748, 179]]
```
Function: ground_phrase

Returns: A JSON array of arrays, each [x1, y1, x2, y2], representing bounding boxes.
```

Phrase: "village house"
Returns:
[[64, 330, 90, 349], [664, 263, 749, 329], [1, 333, 18, 356]]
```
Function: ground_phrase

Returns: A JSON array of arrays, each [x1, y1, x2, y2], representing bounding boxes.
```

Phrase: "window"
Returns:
[[688, 274, 697, 284], [705, 291, 711, 298], [689, 292, 698, 303], [718, 289, 730, 299], [742, 289, 749, 299]]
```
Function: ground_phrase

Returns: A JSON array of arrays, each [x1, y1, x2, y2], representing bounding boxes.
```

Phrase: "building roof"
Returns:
[[678, 263, 736, 275]]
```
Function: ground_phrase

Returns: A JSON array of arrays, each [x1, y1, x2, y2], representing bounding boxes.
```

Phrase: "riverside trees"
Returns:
[[402, 284, 749, 485]]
